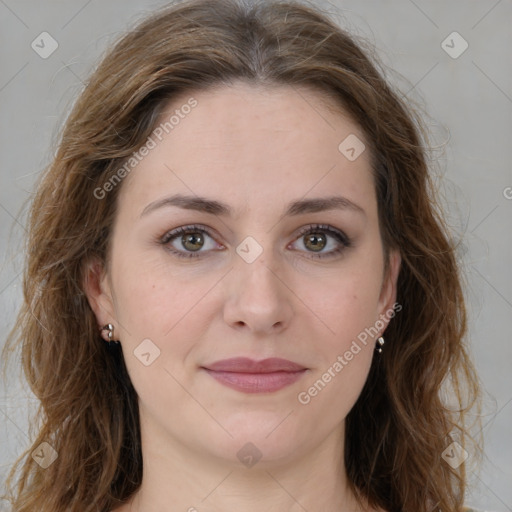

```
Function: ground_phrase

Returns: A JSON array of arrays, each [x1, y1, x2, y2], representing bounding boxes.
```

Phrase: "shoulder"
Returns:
[[463, 507, 494, 512]]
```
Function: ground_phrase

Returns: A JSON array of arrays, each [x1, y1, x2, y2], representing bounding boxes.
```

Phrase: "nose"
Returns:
[[223, 251, 294, 336]]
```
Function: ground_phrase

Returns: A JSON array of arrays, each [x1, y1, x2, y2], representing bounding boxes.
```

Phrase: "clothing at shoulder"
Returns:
[[464, 507, 494, 512]]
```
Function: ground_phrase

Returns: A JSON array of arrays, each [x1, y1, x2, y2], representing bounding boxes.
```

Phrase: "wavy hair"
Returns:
[[2, 0, 481, 511]]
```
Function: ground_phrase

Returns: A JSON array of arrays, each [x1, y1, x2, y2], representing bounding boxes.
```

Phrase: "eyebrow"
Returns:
[[140, 193, 366, 218]]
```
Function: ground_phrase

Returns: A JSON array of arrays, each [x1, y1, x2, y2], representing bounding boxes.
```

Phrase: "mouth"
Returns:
[[201, 357, 308, 394]]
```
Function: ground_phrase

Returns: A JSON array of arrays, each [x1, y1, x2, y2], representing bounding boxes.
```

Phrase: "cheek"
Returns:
[[291, 261, 382, 410], [296, 277, 378, 415], [109, 234, 212, 337], [297, 263, 383, 344], [111, 269, 201, 407], [297, 344, 373, 428]]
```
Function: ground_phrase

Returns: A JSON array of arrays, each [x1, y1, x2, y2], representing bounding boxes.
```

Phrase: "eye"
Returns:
[[160, 223, 351, 260], [160, 224, 223, 259], [290, 224, 351, 259]]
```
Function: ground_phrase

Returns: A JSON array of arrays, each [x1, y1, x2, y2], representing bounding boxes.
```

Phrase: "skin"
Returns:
[[84, 82, 401, 512]]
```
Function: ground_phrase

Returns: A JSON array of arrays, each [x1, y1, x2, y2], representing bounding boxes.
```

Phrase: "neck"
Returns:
[[125, 415, 372, 512]]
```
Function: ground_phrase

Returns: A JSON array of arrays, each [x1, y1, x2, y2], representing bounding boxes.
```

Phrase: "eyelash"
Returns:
[[160, 223, 352, 260]]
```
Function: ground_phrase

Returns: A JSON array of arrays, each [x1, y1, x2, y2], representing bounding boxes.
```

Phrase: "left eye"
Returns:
[[290, 224, 351, 259], [160, 223, 351, 259]]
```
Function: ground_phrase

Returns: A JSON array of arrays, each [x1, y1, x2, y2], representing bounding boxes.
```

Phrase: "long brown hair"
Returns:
[[2, 0, 482, 511]]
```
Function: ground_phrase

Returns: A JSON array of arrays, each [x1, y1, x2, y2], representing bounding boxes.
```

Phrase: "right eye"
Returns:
[[160, 224, 224, 259]]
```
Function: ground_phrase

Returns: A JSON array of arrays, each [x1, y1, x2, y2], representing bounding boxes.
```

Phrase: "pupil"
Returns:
[[306, 233, 325, 252], [184, 233, 203, 251]]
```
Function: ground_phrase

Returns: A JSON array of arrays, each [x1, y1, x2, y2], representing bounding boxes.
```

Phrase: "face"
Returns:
[[85, 82, 401, 468]]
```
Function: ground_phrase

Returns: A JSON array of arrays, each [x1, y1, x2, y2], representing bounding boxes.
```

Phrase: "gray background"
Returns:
[[0, 0, 510, 510]]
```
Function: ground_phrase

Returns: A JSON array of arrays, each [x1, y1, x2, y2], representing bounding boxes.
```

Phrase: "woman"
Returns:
[[2, 0, 483, 511]]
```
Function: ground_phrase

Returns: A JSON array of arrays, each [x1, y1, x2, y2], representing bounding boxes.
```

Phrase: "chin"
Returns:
[[196, 412, 312, 467]]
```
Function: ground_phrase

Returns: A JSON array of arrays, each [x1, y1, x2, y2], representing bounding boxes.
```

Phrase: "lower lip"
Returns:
[[203, 369, 307, 393]]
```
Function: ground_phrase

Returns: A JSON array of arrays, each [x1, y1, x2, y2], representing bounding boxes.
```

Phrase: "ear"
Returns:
[[377, 248, 401, 329], [82, 257, 116, 340]]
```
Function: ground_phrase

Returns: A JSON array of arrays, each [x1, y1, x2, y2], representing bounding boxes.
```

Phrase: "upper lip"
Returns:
[[202, 357, 307, 373]]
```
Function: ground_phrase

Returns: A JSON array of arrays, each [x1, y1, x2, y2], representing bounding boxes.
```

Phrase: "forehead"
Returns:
[[117, 82, 376, 220]]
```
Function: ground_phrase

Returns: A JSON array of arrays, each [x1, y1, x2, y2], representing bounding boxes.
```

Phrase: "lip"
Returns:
[[201, 357, 308, 393], [203, 357, 307, 373]]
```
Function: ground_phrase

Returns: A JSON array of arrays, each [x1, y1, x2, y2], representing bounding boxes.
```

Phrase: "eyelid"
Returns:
[[160, 223, 219, 245], [294, 223, 351, 247]]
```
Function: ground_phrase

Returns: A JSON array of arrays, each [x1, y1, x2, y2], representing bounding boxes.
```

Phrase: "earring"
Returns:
[[376, 336, 385, 353], [101, 323, 119, 344]]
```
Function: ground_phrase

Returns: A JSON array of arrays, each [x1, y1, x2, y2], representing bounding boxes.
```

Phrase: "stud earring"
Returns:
[[376, 336, 385, 353], [101, 323, 119, 344]]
